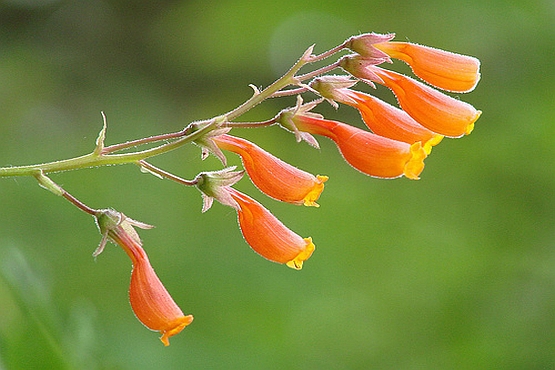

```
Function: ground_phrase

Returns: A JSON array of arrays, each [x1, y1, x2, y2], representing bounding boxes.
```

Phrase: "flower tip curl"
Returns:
[[285, 237, 315, 270], [403, 142, 427, 180]]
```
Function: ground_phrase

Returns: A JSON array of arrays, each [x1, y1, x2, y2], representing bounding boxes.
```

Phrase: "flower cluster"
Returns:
[[148, 32, 481, 343], [14, 32, 481, 345]]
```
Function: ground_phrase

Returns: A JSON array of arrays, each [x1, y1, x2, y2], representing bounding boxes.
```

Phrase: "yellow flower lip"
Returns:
[[286, 237, 315, 270], [159, 316, 194, 346], [302, 175, 328, 207], [403, 142, 427, 180]]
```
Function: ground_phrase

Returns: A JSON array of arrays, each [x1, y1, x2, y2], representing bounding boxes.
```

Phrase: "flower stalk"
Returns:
[[0, 31, 482, 345]]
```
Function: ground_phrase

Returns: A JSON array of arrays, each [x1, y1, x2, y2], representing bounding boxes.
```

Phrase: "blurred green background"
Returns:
[[1, 0, 554, 369]]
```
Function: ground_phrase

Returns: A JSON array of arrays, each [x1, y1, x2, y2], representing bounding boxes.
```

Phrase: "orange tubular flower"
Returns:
[[345, 91, 443, 154], [345, 33, 480, 93], [310, 79, 442, 154], [341, 56, 481, 137], [286, 113, 426, 180], [372, 41, 481, 93], [95, 210, 193, 346], [213, 134, 328, 207], [227, 188, 315, 269], [371, 67, 481, 137]]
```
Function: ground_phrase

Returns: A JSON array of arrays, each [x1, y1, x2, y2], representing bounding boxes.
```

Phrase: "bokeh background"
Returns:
[[1, 0, 554, 369]]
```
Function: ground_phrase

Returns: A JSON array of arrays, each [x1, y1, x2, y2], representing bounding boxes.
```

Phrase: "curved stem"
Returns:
[[62, 191, 98, 215], [295, 61, 342, 83], [138, 160, 198, 186], [0, 41, 347, 180], [102, 129, 186, 155], [225, 45, 315, 121], [223, 117, 277, 128], [270, 87, 309, 98], [309, 41, 348, 62], [0, 119, 216, 178]]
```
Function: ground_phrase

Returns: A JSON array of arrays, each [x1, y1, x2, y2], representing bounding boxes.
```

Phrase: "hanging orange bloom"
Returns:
[[340, 56, 481, 137], [310, 77, 443, 154], [283, 112, 426, 180], [345, 32, 480, 93], [227, 188, 315, 269], [212, 134, 328, 207], [372, 41, 481, 93], [371, 67, 481, 137], [95, 209, 193, 346]]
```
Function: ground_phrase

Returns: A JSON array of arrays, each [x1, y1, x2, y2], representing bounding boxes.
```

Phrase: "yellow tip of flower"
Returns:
[[422, 134, 444, 155], [465, 110, 481, 135], [159, 315, 194, 346], [286, 237, 315, 270], [404, 142, 427, 180], [302, 175, 329, 207]]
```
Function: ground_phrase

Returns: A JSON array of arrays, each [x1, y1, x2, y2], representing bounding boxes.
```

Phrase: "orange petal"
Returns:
[[292, 115, 426, 179], [342, 90, 443, 154], [126, 243, 193, 346], [373, 68, 481, 138], [214, 135, 327, 206], [374, 41, 481, 93], [229, 188, 315, 269]]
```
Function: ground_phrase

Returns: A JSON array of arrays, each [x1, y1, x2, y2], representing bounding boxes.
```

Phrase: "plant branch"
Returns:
[[0, 119, 217, 178], [138, 160, 199, 186], [225, 45, 316, 121]]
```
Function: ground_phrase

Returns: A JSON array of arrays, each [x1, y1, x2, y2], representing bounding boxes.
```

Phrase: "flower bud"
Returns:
[[194, 167, 244, 212], [345, 32, 395, 63]]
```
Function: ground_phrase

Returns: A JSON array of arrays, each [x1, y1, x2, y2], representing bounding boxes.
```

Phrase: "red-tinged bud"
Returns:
[[285, 113, 426, 180], [95, 209, 193, 346], [213, 134, 328, 207], [227, 188, 315, 269], [373, 41, 481, 92], [345, 32, 395, 63], [311, 78, 443, 154], [371, 67, 482, 137], [339, 55, 385, 86]]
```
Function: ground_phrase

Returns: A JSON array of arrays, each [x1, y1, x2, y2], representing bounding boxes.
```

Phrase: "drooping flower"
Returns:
[[212, 134, 328, 207], [278, 109, 426, 180], [227, 187, 315, 269], [373, 41, 481, 93], [95, 209, 193, 346], [345, 32, 481, 93], [340, 56, 481, 137], [310, 77, 443, 154]]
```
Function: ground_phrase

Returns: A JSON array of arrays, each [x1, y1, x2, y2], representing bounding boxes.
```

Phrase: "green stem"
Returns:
[[0, 119, 216, 178], [225, 45, 315, 121], [0, 42, 345, 179], [138, 160, 198, 186]]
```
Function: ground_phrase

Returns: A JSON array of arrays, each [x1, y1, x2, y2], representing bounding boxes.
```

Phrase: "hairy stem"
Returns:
[[138, 160, 199, 186], [0, 119, 216, 178], [0, 42, 345, 179]]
